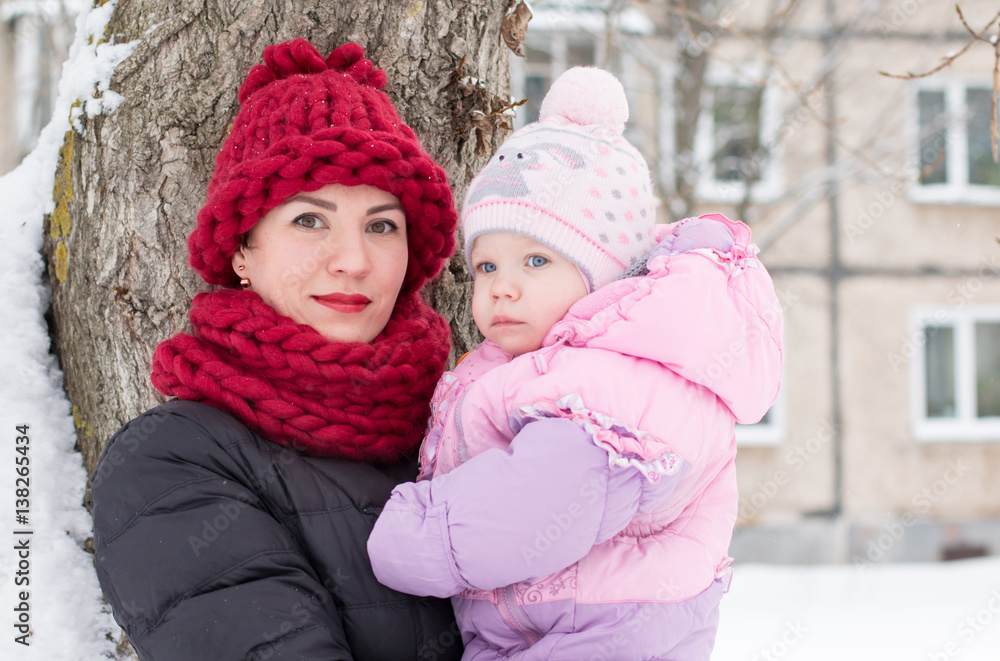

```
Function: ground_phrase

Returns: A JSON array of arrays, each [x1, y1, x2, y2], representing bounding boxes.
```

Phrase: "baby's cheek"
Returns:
[[470, 286, 492, 334]]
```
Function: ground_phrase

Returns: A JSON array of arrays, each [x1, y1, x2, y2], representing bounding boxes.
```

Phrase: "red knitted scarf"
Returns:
[[151, 289, 450, 462]]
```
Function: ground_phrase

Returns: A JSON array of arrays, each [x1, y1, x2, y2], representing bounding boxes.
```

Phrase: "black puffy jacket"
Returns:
[[91, 399, 462, 661]]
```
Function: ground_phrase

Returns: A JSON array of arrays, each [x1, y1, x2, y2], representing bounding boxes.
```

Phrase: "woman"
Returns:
[[91, 39, 462, 660]]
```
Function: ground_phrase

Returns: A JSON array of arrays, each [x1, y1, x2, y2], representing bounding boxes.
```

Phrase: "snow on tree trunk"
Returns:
[[44, 0, 508, 480]]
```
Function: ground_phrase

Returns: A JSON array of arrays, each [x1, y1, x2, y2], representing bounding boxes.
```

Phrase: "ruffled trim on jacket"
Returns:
[[517, 393, 684, 484]]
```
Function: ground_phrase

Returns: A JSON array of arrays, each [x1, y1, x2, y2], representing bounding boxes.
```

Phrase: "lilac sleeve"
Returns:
[[367, 418, 683, 598]]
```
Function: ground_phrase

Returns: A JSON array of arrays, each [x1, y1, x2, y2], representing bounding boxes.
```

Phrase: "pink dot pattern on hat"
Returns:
[[462, 66, 657, 290]]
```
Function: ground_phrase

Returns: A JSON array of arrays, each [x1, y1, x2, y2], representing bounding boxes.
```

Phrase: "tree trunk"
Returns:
[[44, 0, 509, 481]]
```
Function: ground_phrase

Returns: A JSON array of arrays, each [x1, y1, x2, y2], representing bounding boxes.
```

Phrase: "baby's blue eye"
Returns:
[[479, 262, 496, 273], [528, 255, 548, 267]]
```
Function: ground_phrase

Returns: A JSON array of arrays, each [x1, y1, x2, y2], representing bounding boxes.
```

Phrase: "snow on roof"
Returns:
[[526, 0, 655, 36]]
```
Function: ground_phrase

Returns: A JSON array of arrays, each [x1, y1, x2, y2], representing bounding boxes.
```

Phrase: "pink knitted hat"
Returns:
[[462, 66, 657, 290]]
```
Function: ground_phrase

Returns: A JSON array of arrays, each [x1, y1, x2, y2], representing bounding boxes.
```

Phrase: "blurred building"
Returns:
[[0, 0, 77, 174], [514, 0, 1000, 565], [2, 0, 998, 565]]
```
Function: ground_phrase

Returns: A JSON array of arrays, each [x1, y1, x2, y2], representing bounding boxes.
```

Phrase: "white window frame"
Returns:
[[693, 66, 783, 204], [507, 1, 653, 130], [907, 78, 1000, 206], [910, 306, 1000, 442], [525, 0, 655, 35], [735, 378, 786, 447]]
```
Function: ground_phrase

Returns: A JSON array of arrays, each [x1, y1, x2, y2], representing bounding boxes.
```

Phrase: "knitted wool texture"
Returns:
[[153, 40, 455, 460], [462, 66, 657, 290], [188, 39, 455, 292], [152, 290, 450, 461]]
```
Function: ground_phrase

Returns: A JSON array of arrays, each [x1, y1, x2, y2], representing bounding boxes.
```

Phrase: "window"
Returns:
[[910, 80, 1000, 205], [711, 84, 764, 182], [911, 307, 1000, 441], [507, 1, 653, 129], [735, 386, 785, 447], [511, 33, 604, 128], [693, 68, 783, 203]]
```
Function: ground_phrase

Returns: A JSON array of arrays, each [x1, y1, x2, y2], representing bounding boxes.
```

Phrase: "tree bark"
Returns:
[[44, 0, 509, 481]]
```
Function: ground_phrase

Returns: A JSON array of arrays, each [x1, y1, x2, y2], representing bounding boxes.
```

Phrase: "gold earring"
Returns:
[[237, 265, 250, 288]]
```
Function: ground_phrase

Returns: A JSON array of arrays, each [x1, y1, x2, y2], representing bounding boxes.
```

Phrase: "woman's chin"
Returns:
[[310, 317, 379, 344]]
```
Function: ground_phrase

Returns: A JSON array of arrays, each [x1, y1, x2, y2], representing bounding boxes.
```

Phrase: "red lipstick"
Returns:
[[314, 293, 371, 313]]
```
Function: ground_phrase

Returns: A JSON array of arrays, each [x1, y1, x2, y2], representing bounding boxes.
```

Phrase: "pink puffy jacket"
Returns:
[[369, 214, 784, 657]]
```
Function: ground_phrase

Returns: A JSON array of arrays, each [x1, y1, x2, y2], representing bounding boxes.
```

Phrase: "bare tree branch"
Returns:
[[878, 5, 1000, 80]]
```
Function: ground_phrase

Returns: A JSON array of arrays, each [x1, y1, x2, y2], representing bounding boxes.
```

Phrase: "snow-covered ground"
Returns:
[[0, 2, 998, 660], [716, 558, 1000, 660]]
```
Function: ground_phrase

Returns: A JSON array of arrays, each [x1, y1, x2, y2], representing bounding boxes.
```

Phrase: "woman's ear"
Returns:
[[231, 247, 248, 274], [231, 247, 254, 289]]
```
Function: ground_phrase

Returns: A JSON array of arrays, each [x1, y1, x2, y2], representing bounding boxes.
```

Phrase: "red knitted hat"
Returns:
[[187, 39, 456, 292]]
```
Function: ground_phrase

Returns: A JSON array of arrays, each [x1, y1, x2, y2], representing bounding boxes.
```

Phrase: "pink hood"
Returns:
[[405, 213, 784, 607], [546, 213, 783, 425]]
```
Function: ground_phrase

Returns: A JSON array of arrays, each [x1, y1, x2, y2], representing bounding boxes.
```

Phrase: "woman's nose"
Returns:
[[326, 231, 372, 277]]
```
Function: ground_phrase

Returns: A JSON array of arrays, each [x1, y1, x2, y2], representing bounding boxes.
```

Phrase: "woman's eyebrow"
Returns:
[[367, 202, 405, 215], [287, 194, 337, 212]]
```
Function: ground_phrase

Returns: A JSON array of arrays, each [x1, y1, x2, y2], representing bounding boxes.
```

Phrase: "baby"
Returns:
[[369, 66, 784, 660]]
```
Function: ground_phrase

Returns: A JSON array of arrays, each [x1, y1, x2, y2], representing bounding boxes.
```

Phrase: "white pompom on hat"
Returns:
[[462, 66, 656, 290]]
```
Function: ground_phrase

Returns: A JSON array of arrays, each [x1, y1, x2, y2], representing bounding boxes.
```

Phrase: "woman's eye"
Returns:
[[528, 255, 548, 268], [294, 214, 324, 229], [368, 220, 398, 234]]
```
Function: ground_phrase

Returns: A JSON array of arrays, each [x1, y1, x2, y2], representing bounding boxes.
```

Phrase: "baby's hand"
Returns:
[[647, 216, 736, 263]]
